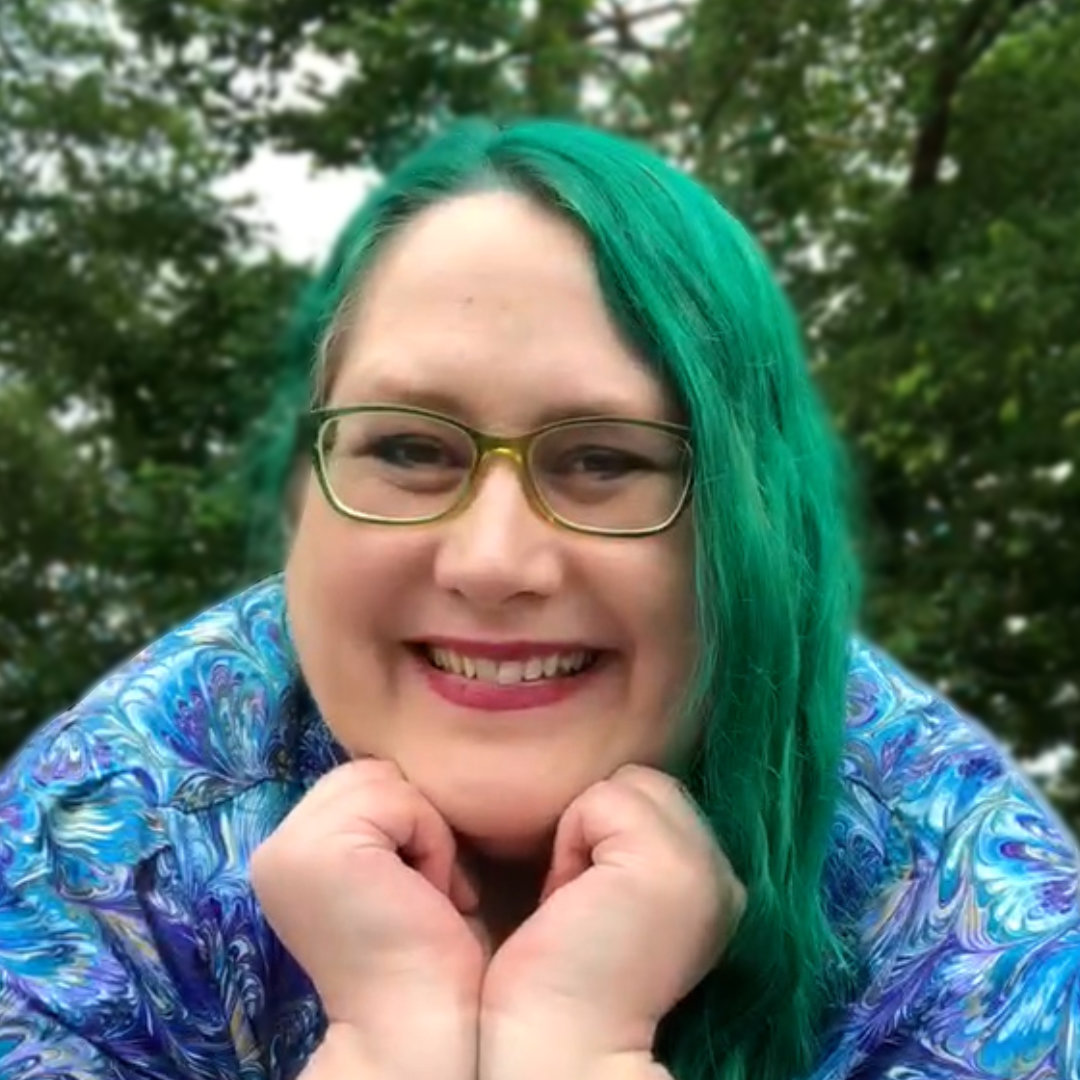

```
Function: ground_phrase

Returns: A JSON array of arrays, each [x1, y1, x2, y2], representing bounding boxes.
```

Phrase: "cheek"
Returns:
[[285, 504, 429, 755], [289, 502, 360, 615], [292, 492, 398, 587], [285, 498, 416, 661], [584, 524, 696, 695], [622, 525, 697, 748], [637, 521, 696, 653]]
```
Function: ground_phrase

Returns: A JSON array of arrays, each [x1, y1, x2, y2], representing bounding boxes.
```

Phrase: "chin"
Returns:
[[422, 782, 562, 861]]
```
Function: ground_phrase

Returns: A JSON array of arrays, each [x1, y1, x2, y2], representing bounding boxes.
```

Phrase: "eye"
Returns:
[[554, 446, 654, 479], [368, 434, 463, 469]]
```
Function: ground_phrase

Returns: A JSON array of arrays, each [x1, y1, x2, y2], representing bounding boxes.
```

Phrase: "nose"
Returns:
[[432, 456, 564, 609]]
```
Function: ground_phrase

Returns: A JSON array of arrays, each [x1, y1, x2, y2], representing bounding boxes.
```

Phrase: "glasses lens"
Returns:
[[318, 410, 475, 521], [530, 421, 691, 532]]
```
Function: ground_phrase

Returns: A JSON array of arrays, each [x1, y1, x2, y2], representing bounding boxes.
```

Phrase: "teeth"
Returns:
[[497, 662, 523, 685], [425, 647, 596, 684]]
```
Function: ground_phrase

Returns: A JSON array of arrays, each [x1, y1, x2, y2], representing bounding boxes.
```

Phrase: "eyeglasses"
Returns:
[[305, 404, 693, 537]]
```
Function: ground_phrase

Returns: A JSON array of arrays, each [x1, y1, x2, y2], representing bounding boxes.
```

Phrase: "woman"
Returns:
[[1, 119, 1076, 1080]]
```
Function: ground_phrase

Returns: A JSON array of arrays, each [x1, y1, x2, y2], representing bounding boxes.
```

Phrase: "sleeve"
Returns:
[[848, 745, 1080, 1079], [1, 975, 130, 1080], [0, 733, 249, 1080]]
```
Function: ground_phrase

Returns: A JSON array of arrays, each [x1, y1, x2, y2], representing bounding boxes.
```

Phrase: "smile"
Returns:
[[423, 646, 598, 684], [411, 638, 609, 711]]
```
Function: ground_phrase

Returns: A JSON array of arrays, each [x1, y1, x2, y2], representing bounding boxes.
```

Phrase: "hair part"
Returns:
[[308, 166, 513, 407], [252, 118, 862, 1080]]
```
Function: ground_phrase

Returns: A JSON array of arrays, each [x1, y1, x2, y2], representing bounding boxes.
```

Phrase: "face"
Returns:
[[286, 190, 697, 858]]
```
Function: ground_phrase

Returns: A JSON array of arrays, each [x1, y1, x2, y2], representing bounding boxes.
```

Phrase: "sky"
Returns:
[[217, 148, 375, 264]]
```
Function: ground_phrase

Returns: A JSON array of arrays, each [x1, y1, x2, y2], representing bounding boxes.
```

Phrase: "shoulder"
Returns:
[[817, 642, 1080, 1078], [0, 572, 347, 903], [838, 639, 1076, 866], [4, 575, 339, 814], [0, 576, 334, 1077]]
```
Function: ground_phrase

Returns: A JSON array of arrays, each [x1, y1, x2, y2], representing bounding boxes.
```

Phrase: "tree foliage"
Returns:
[[0, 0, 303, 753], [2, 0, 1078, 822]]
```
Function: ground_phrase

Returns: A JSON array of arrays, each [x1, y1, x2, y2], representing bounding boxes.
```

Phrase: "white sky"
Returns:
[[217, 148, 376, 265]]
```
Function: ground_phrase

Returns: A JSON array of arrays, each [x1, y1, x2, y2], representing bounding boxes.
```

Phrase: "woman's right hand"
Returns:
[[250, 758, 486, 1079]]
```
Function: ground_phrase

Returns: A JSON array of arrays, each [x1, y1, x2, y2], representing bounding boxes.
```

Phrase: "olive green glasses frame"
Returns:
[[304, 404, 694, 538]]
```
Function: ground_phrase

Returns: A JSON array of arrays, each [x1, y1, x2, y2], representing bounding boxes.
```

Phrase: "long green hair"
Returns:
[[251, 119, 861, 1080]]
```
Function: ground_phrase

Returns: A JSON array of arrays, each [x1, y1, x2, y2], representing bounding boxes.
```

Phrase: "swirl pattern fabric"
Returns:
[[0, 577, 1076, 1079]]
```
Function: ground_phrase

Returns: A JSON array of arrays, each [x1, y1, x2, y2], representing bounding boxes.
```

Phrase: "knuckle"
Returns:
[[613, 762, 679, 798], [324, 758, 407, 806], [581, 776, 652, 828], [346, 756, 403, 782], [610, 762, 656, 783], [586, 775, 631, 809]]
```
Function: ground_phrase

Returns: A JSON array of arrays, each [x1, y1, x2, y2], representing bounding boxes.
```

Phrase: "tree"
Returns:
[[4, 0, 1078, 830], [0, 0, 304, 754]]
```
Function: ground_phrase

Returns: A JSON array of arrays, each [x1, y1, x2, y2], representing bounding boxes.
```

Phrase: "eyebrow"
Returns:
[[332, 378, 681, 428]]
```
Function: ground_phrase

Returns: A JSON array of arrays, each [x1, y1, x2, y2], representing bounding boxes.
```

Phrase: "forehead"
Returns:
[[329, 191, 678, 429]]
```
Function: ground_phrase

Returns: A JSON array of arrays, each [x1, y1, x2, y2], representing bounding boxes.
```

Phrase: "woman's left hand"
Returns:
[[479, 764, 746, 1080]]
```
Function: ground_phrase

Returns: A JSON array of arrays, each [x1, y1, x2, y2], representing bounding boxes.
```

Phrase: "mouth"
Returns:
[[413, 643, 602, 685]]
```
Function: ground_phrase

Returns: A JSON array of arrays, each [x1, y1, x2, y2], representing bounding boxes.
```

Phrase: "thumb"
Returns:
[[539, 798, 594, 902]]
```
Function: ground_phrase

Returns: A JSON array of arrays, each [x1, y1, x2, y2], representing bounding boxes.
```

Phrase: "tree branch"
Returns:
[[586, 0, 685, 59], [587, 48, 648, 95], [688, 0, 793, 158], [908, 0, 1043, 197], [588, 1, 687, 34], [0, 25, 27, 77], [965, 0, 1043, 72], [695, 50, 756, 145], [902, 0, 1046, 271]]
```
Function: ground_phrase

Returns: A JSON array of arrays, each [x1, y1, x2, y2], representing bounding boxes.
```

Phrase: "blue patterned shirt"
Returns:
[[1, 577, 1077, 1078]]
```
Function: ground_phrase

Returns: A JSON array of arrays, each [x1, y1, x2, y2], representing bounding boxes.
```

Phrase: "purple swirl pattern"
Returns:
[[813, 648, 1080, 1079], [1, 579, 1077, 1078]]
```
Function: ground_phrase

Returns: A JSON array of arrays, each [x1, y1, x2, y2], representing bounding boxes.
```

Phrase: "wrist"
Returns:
[[584, 1054, 673, 1080], [301, 1024, 376, 1078], [317, 999, 478, 1080], [480, 1047, 669, 1080], [479, 1007, 663, 1080]]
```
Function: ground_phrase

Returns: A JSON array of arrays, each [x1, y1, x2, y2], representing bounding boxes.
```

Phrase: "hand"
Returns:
[[480, 765, 745, 1080], [250, 758, 486, 1079]]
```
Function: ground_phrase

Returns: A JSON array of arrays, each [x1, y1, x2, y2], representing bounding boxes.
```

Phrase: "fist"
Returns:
[[250, 759, 486, 1037], [481, 765, 745, 1071]]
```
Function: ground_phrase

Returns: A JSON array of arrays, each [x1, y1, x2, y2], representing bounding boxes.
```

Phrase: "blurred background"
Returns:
[[1, 0, 1078, 826]]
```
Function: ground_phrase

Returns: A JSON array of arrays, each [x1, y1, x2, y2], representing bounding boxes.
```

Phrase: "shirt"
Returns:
[[0, 576, 1077, 1079]]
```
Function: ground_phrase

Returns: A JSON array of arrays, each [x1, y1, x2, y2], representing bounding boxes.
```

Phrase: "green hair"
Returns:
[[251, 119, 861, 1080]]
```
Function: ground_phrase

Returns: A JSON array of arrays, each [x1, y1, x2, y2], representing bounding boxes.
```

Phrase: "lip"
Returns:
[[411, 645, 608, 712], [418, 636, 601, 661]]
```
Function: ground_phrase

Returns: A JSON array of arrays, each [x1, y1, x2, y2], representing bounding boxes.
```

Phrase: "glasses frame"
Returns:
[[305, 403, 694, 537]]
